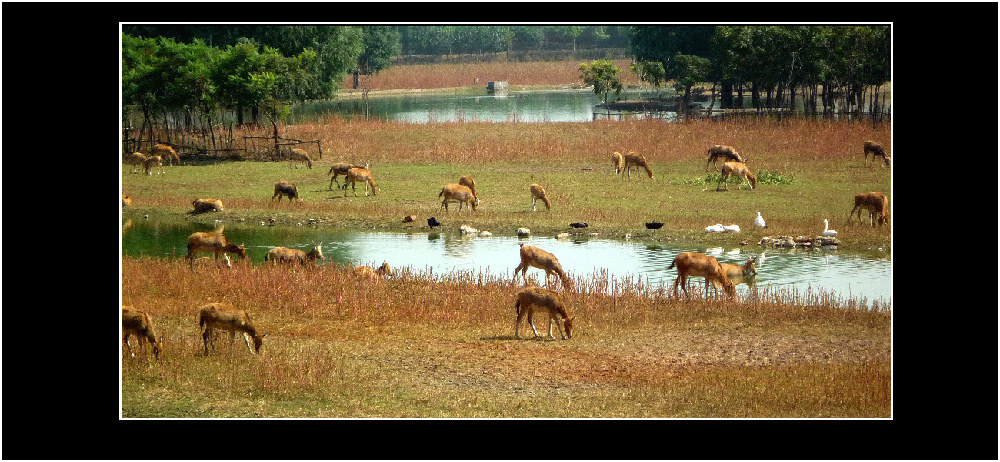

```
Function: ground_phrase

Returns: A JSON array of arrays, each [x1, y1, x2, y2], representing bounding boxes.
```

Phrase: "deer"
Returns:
[[848, 191, 889, 227], [196, 303, 265, 355], [668, 251, 735, 299], [289, 148, 313, 169], [272, 181, 302, 202], [342, 167, 377, 197], [439, 183, 478, 211], [514, 286, 575, 340], [122, 306, 162, 360], [191, 198, 224, 214], [143, 155, 164, 176], [513, 243, 574, 291], [611, 151, 624, 174], [622, 152, 654, 179], [151, 143, 181, 166], [706, 145, 744, 171], [328, 162, 367, 190], [710, 257, 757, 296], [125, 152, 147, 174], [458, 175, 478, 199], [353, 261, 392, 280], [186, 232, 248, 271], [265, 244, 324, 266], [716, 161, 757, 191], [529, 183, 551, 211], [863, 140, 890, 167]]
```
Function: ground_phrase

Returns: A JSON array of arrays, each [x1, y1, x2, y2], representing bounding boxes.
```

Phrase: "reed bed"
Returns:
[[122, 256, 890, 418], [342, 59, 640, 91]]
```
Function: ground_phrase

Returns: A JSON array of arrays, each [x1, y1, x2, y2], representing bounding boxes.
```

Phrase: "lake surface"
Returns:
[[122, 220, 891, 309]]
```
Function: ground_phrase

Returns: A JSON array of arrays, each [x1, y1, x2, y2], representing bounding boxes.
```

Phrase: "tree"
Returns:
[[671, 53, 712, 115], [353, 26, 402, 89], [579, 60, 623, 104], [630, 61, 666, 95]]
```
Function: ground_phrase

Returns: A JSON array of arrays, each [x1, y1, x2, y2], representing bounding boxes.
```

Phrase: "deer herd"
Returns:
[[123, 140, 890, 358]]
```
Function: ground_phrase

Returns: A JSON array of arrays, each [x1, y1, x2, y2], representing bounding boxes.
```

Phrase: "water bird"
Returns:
[[427, 217, 441, 228], [570, 222, 588, 229], [755, 212, 767, 229], [822, 219, 838, 237], [645, 221, 664, 230], [705, 224, 726, 233], [722, 224, 741, 233], [403, 215, 417, 223]]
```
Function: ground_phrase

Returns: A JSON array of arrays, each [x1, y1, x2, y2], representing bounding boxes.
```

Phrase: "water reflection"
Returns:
[[123, 220, 890, 307]]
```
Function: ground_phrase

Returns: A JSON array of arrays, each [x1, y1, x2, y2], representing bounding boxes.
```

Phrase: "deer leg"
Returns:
[[514, 305, 525, 339], [202, 328, 212, 355], [124, 333, 135, 358], [527, 312, 540, 338], [243, 332, 254, 354]]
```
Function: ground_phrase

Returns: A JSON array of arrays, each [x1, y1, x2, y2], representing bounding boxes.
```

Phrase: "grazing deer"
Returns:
[[143, 155, 164, 176], [328, 162, 365, 190], [125, 152, 147, 174], [848, 191, 889, 227], [716, 161, 757, 191], [529, 183, 551, 211], [439, 184, 478, 211], [191, 198, 224, 214], [289, 148, 313, 169], [122, 306, 162, 360], [514, 286, 575, 340], [186, 232, 248, 270], [513, 243, 574, 291], [611, 151, 624, 174], [265, 244, 324, 266], [668, 251, 735, 299], [354, 261, 391, 280], [196, 303, 264, 355], [863, 140, 890, 167], [458, 175, 478, 199], [272, 181, 301, 202], [342, 167, 377, 197], [622, 152, 654, 179], [706, 145, 744, 171], [151, 143, 181, 166]]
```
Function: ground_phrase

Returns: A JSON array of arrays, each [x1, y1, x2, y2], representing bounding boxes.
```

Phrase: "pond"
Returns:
[[122, 219, 891, 309], [291, 89, 656, 124]]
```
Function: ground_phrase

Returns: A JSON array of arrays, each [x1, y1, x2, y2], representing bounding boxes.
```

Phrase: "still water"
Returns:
[[291, 89, 648, 124], [122, 220, 891, 308]]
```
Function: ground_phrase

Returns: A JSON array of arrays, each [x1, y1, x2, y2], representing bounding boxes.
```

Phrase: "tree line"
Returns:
[[628, 25, 891, 116]]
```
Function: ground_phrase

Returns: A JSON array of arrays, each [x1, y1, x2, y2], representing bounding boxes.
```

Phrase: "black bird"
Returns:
[[427, 217, 441, 228], [645, 222, 664, 230], [569, 222, 588, 229]]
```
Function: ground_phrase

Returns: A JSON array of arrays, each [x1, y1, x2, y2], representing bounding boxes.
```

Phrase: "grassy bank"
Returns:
[[122, 118, 891, 252], [122, 257, 890, 418]]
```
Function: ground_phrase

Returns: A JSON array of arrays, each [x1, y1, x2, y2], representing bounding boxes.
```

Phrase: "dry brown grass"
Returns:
[[122, 256, 890, 418], [344, 59, 641, 90]]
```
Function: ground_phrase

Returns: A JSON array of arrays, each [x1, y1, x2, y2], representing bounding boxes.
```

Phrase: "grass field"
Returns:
[[122, 115, 891, 418], [123, 118, 892, 251]]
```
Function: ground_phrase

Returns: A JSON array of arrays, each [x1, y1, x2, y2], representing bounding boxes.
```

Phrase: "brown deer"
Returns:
[[848, 191, 889, 227], [863, 140, 890, 167], [514, 286, 575, 340], [611, 151, 624, 174], [717, 161, 757, 191], [265, 244, 324, 266], [143, 155, 164, 176], [191, 198, 224, 213], [151, 143, 181, 166], [186, 232, 248, 270], [706, 145, 744, 171], [196, 303, 264, 355], [668, 251, 735, 299], [122, 306, 162, 360], [458, 175, 478, 199], [622, 152, 654, 179], [289, 148, 313, 169], [342, 167, 377, 197], [328, 162, 366, 190], [272, 181, 301, 202], [125, 152, 147, 174], [353, 261, 392, 280], [513, 243, 574, 291], [439, 183, 478, 211], [710, 257, 757, 296], [529, 183, 551, 211]]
